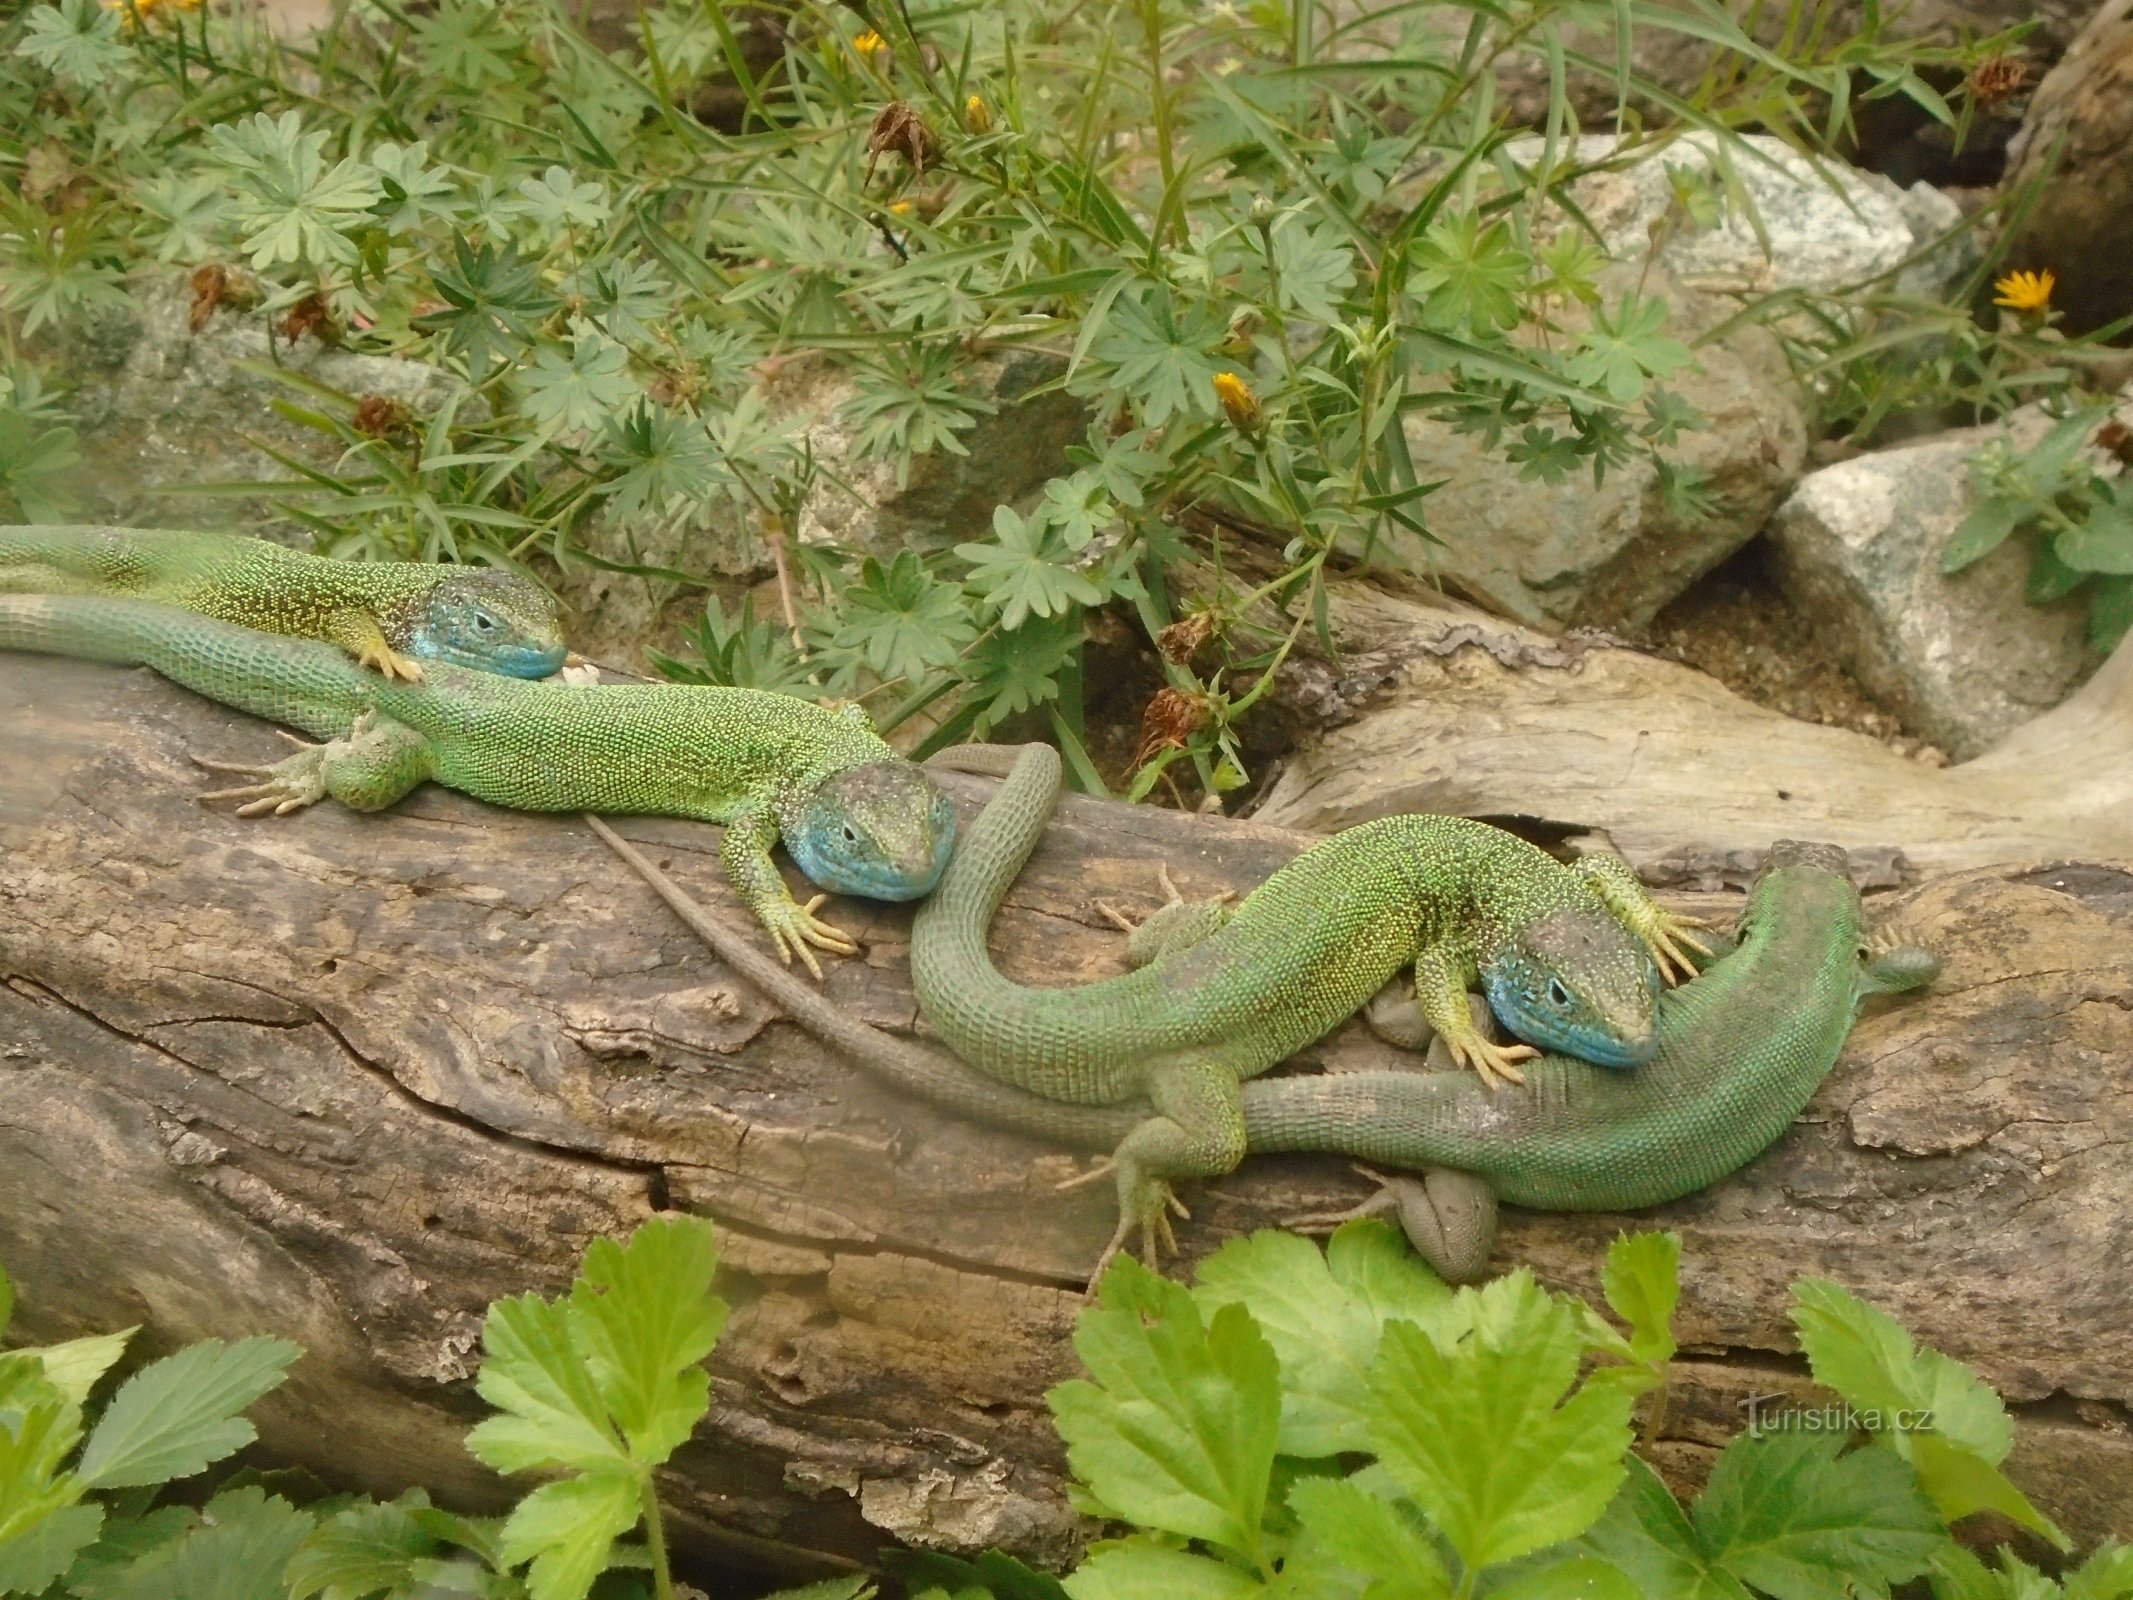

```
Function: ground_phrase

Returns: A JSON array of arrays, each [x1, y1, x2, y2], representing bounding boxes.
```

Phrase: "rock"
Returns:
[[1373, 263, 1806, 630], [1768, 395, 2127, 757], [1509, 131, 1972, 302], [2002, 0, 2133, 335], [44, 277, 472, 539]]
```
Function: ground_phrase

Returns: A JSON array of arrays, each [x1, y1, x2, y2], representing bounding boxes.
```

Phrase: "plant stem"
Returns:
[[641, 1477, 675, 1600]]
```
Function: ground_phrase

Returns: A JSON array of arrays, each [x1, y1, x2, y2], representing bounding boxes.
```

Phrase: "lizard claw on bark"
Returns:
[[762, 893, 861, 981]]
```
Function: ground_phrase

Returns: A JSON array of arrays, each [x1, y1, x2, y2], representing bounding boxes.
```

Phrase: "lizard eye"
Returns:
[[1547, 978, 1571, 1009], [842, 824, 859, 844], [473, 610, 498, 632]]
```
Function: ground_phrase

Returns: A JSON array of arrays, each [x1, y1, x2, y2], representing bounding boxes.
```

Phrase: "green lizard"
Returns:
[[0, 523, 569, 681], [595, 812, 1937, 1285], [0, 594, 953, 973], [907, 743, 1704, 1273]]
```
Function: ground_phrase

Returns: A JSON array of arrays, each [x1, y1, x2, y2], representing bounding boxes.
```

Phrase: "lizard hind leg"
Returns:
[[194, 710, 435, 817], [1094, 862, 1236, 971], [1080, 1060, 1249, 1292], [1286, 1166, 1498, 1283]]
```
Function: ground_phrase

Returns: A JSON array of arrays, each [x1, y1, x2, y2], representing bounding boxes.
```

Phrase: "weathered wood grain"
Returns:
[[2, 650, 2129, 1579]]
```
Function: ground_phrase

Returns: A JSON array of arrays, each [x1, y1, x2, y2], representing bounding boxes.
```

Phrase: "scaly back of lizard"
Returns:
[[0, 593, 953, 975], [0, 523, 568, 681]]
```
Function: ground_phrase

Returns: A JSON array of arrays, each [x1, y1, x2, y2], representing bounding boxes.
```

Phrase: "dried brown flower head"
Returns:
[[1156, 612, 1219, 666], [1967, 54, 2031, 108], [1132, 686, 1216, 768], [866, 102, 936, 185]]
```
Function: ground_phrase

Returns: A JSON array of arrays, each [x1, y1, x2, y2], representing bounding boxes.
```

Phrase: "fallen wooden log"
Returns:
[[2, 650, 2130, 1576], [1257, 581, 2133, 886]]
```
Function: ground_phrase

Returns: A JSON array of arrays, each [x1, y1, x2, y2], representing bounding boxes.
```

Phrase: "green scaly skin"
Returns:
[[0, 524, 568, 681], [595, 792, 1938, 1286], [910, 744, 1691, 1274], [0, 594, 955, 974]]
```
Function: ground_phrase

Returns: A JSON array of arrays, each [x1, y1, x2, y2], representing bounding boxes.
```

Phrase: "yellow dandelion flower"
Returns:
[[1212, 371, 1262, 432], [887, 199, 914, 216], [852, 29, 888, 61], [105, 0, 202, 28], [964, 94, 993, 133], [1993, 269, 2054, 313]]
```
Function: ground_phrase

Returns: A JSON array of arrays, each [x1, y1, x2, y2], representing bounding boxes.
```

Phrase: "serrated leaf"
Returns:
[[1059, 1538, 1263, 1600], [286, 1493, 440, 1599], [1048, 1258, 1280, 1564], [886, 1548, 1067, 1600], [566, 1216, 726, 1468], [1191, 1224, 1459, 1457], [760, 1579, 874, 1600], [2054, 494, 2133, 576], [466, 1295, 627, 1477], [76, 1337, 299, 1490], [0, 1503, 102, 1596], [29, 1330, 135, 1406], [97, 1487, 312, 1600], [1368, 1272, 1634, 1570], [957, 506, 1105, 631], [1693, 1431, 1942, 1600], [1789, 1278, 2061, 1544], [1601, 1232, 1679, 1367], [1575, 1458, 1748, 1600], [1487, 1557, 1647, 1600], [495, 1470, 640, 1600], [1286, 1476, 1448, 1599], [64, 1504, 198, 1600]]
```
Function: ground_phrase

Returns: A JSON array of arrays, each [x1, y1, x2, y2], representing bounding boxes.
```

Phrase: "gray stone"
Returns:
[[1372, 265, 1806, 630], [46, 277, 474, 540], [1767, 397, 2127, 757], [1506, 131, 1972, 301]]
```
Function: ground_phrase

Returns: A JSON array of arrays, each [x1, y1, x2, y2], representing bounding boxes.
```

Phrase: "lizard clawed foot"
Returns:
[[1452, 1035, 1537, 1090], [762, 893, 861, 981], [1643, 909, 1715, 984], [358, 640, 426, 682], [1084, 1179, 1188, 1292], [192, 749, 329, 817], [1287, 1164, 1403, 1234]]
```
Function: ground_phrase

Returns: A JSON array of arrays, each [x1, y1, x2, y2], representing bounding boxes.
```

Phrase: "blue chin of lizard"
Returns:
[[409, 637, 571, 679], [1482, 972, 1657, 1069], [787, 790, 956, 903]]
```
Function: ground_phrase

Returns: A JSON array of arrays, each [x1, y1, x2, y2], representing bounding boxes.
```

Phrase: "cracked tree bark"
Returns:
[[2, 650, 2131, 1583]]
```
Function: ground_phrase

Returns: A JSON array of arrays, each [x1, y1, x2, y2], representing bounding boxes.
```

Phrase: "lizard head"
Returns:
[[787, 760, 957, 903], [1480, 906, 1660, 1068], [416, 570, 570, 679]]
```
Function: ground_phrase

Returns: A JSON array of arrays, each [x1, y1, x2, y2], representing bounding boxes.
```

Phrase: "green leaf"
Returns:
[[1368, 1271, 1634, 1570], [566, 1216, 726, 1468], [0, 407, 83, 522], [822, 552, 977, 686], [957, 506, 1105, 630], [1487, 1557, 1647, 1600], [415, 237, 560, 383], [1940, 496, 2025, 573], [761, 1580, 874, 1600], [0, 1269, 11, 1339], [1192, 1223, 1459, 1457], [1693, 1431, 1943, 1600], [2092, 577, 2133, 652], [1047, 1258, 1280, 1564], [76, 1337, 300, 1490], [887, 1548, 1068, 1600], [1286, 1476, 1449, 1599], [96, 1488, 312, 1600], [1059, 1538, 1264, 1600], [1575, 1458, 1748, 1600], [495, 1469, 640, 1600], [286, 1493, 441, 1600], [1790, 1278, 2062, 1544], [2053, 492, 2133, 576], [465, 1295, 628, 1477], [1408, 211, 1531, 336], [28, 1329, 135, 1406], [1601, 1232, 1680, 1367], [61, 1504, 197, 1600], [521, 331, 638, 436], [1081, 290, 1229, 427], [1564, 295, 1693, 404], [13, 0, 129, 89], [0, 1503, 102, 1596]]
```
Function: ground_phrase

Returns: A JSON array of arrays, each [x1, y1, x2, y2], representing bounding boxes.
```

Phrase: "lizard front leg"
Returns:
[[1411, 947, 1537, 1089], [194, 710, 435, 816], [1575, 853, 1711, 982], [721, 803, 860, 980], [323, 608, 426, 683]]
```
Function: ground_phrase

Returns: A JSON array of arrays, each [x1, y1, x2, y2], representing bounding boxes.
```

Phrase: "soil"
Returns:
[[1639, 540, 1951, 765]]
